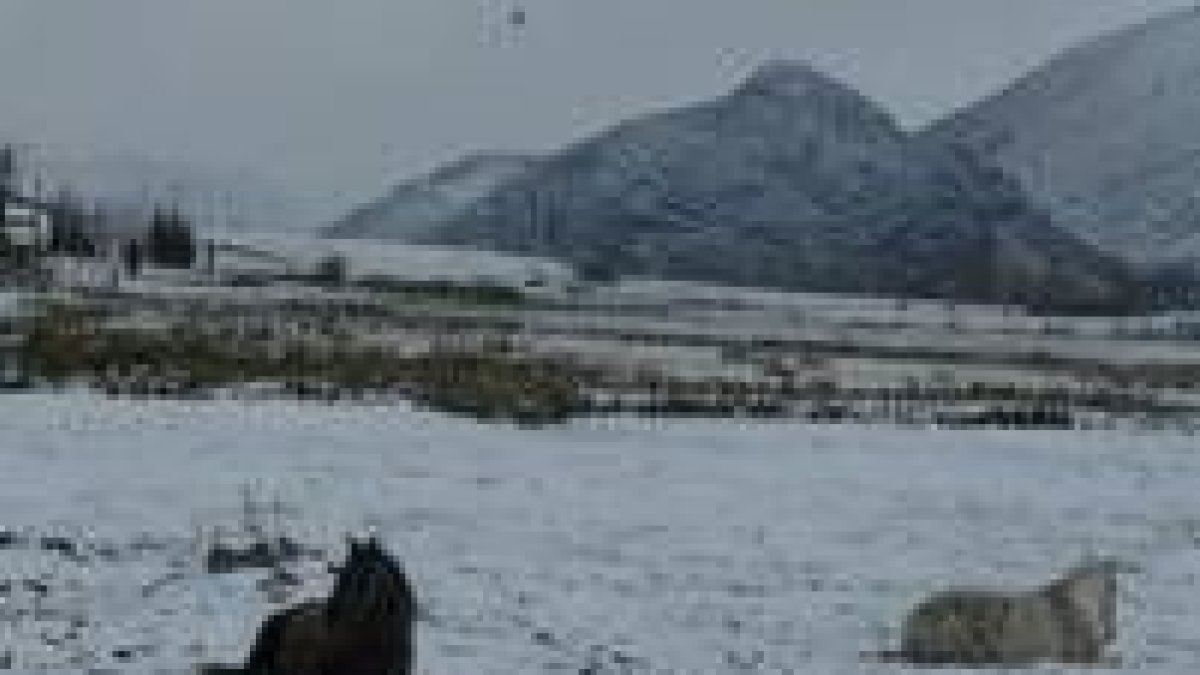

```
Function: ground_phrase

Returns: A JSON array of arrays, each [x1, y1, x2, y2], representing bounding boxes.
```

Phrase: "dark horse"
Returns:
[[202, 535, 417, 675]]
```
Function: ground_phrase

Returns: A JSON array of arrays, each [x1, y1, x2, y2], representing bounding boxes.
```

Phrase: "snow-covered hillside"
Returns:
[[411, 61, 1147, 313], [1, 391, 1199, 673], [927, 5, 1200, 267], [324, 153, 539, 240]]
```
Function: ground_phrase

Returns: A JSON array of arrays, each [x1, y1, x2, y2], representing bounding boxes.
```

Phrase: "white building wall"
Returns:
[[2, 206, 52, 249]]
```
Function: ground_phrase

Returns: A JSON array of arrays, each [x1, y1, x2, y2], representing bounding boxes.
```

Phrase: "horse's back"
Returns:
[[901, 589, 1062, 664]]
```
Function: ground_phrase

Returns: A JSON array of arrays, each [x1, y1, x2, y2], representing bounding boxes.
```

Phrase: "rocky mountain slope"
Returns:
[[412, 61, 1150, 313], [324, 153, 538, 240], [926, 5, 1200, 269]]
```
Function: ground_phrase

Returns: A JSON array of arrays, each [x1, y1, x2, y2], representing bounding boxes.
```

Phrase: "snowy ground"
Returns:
[[1, 392, 1200, 673], [230, 229, 575, 287]]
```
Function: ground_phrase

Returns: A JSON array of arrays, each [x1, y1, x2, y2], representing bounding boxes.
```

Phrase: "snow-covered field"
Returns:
[[2, 391, 1200, 673], [227, 229, 575, 287]]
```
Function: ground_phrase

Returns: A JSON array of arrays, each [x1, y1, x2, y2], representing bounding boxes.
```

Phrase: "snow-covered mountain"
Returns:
[[410, 61, 1148, 313], [926, 5, 1200, 268], [323, 153, 539, 240]]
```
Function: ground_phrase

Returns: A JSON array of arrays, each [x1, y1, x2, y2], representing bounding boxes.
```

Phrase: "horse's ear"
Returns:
[[345, 534, 363, 558]]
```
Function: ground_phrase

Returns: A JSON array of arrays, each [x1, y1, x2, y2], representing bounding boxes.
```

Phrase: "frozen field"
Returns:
[[2, 392, 1200, 673]]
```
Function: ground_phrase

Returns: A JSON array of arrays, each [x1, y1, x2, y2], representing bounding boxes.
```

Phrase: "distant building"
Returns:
[[0, 200, 52, 251]]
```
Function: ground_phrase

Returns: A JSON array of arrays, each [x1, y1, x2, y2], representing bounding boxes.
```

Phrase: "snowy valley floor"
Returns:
[[1, 392, 1200, 673]]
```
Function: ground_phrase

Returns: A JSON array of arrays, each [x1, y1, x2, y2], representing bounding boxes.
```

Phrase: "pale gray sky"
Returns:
[[1, 0, 1196, 206]]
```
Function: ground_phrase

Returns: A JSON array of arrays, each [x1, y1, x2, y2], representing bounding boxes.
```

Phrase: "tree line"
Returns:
[[1, 144, 198, 272]]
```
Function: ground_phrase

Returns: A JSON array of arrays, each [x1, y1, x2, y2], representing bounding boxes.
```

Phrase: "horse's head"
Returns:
[[1046, 557, 1139, 644], [327, 533, 415, 624]]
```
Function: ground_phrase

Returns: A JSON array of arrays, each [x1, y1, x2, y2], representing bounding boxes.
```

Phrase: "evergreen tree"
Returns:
[[313, 253, 348, 286], [0, 229, 13, 263], [47, 191, 98, 258], [205, 239, 217, 275], [0, 145, 15, 204], [123, 238, 143, 277], [146, 206, 196, 268]]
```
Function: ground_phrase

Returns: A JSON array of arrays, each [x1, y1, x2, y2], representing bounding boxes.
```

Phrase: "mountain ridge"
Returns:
[[407, 60, 1152, 313], [925, 4, 1200, 268], [323, 152, 539, 241]]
